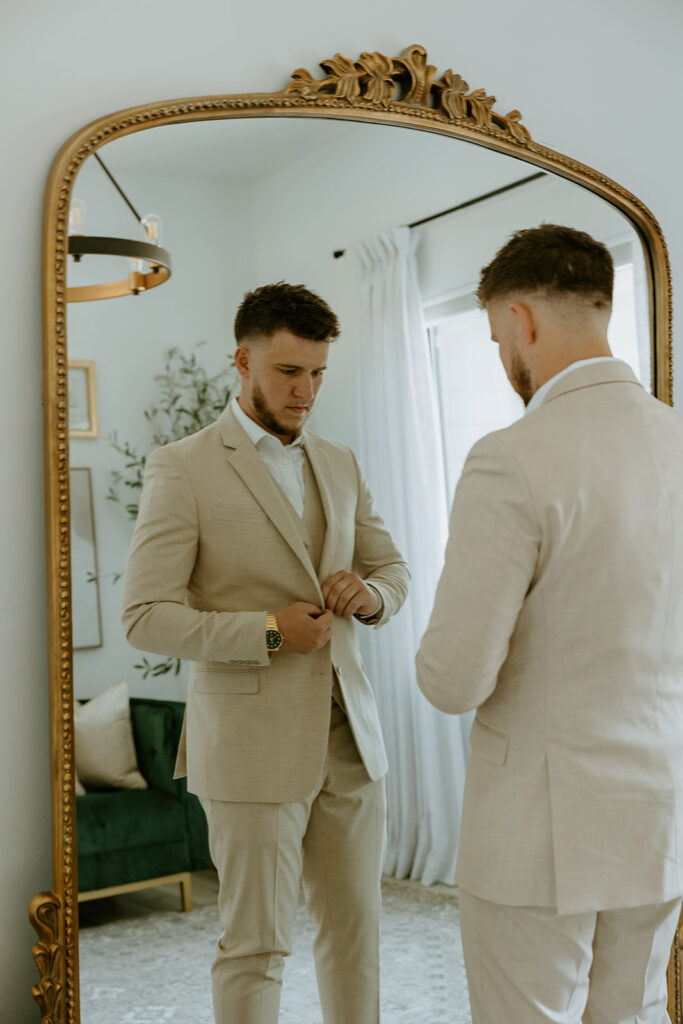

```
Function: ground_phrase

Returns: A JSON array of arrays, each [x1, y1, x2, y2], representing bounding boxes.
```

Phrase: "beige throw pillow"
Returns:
[[74, 679, 147, 790]]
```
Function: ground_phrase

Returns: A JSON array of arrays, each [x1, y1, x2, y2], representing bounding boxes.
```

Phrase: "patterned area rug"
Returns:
[[79, 877, 472, 1023]]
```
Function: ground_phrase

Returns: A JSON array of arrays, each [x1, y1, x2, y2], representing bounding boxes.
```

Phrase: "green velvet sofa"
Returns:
[[77, 697, 212, 908]]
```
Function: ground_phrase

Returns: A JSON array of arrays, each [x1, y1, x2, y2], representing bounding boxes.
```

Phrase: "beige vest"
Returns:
[[288, 452, 345, 709]]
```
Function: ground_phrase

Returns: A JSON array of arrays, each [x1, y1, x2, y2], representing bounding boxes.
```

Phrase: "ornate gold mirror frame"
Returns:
[[31, 44, 677, 1024]]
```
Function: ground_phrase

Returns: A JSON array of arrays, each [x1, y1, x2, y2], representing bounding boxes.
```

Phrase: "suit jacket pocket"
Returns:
[[210, 504, 268, 525], [470, 717, 509, 766], [194, 668, 260, 694]]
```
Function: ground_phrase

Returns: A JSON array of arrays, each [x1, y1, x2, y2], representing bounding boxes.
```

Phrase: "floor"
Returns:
[[79, 871, 472, 1023]]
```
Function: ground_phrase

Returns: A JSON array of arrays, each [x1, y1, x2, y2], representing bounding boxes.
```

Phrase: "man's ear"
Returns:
[[234, 345, 250, 379], [509, 301, 537, 347]]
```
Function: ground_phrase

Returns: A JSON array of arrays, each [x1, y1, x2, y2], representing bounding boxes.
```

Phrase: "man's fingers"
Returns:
[[325, 577, 362, 614], [323, 574, 351, 603], [321, 572, 346, 602], [335, 588, 365, 618]]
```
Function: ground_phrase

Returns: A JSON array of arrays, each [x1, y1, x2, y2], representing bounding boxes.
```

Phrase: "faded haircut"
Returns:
[[477, 224, 613, 310], [234, 282, 340, 343]]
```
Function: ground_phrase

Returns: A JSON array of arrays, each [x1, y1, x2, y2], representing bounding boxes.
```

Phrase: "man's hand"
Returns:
[[321, 571, 380, 619], [275, 602, 333, 654]]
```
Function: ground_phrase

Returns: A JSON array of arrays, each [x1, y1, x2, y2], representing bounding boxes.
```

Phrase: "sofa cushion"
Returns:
[[74, 679, 147, 790], [77, 788, 185, 857]]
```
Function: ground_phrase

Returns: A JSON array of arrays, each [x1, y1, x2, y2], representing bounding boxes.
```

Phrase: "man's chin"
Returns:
[[272, 413, 309, 440]]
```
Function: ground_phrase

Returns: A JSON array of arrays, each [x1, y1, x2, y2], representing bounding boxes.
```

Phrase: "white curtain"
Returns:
[[349, 226, 473, 885]]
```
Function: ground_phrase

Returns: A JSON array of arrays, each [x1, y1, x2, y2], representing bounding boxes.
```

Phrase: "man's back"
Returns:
[[418, 223, 683, 1024], [487, 360, 683, 770], [419, 360, 683, 912]]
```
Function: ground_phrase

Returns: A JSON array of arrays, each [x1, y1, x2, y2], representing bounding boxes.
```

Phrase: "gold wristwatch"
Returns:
[[265, 611, 283, 652]]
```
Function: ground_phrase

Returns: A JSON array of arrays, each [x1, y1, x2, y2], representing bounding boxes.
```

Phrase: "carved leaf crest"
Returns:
[[355, 51, 397, 103], [437, 70, 470, 120], [396, 44, 437, 105], [286, 55, 362, 101], [503, 109, 532, 144], [286, 68, 324, 98], [467, 88, 496, 127], [283, 46, 532, 145], [320, 54, 364, 100]]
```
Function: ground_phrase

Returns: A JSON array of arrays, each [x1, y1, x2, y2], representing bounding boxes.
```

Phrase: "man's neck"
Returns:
[[532, 343, 612, 394], [525, 355, 615, 415], [235, 395, 298, 446]]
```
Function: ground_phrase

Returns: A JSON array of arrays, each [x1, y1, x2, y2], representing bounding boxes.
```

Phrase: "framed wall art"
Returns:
[[68, 360, 99, 438], [69, 467, 103, 650]]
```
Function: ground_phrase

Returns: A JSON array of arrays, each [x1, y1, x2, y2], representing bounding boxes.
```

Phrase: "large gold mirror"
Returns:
[[32, 45, 678, 1024]]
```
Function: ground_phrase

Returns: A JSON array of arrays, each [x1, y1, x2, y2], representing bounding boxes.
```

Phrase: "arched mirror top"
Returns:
[[43, 44, 673, 404], [33, 44, 675, 1024]]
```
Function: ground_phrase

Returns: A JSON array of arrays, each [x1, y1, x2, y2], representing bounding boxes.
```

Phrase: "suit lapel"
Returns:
[[304, 433, 339, 584], [218, 407, 322, 596]]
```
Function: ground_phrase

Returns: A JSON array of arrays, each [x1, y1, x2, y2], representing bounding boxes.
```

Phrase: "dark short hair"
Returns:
[[477, 224, 613, 309], [234, 282, 340, 343]]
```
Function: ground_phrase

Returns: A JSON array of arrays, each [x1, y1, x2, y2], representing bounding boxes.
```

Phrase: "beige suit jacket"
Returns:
[[417, 360, 683, 914], [122, 406, 409, 804]]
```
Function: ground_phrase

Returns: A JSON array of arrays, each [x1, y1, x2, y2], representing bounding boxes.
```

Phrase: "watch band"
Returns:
[[265, 611, 283, 651]]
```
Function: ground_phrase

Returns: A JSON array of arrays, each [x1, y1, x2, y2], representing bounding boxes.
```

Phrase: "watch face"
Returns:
[[265, 629, 282, 650]]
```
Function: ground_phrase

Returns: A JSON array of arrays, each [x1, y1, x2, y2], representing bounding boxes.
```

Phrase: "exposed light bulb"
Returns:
[[142, 213, 162, 244], [69, 199, 87, 234], [68, 199, 87, 261]]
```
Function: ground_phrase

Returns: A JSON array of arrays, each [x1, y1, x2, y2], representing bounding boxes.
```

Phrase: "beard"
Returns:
[[509, 348, 534, 406], [251, 381, 307, 442]]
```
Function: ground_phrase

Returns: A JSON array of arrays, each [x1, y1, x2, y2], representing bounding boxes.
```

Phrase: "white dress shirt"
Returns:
[[525, 357, 615, 415], [231, 397, 306, 516], [231, 397, 382, 621]]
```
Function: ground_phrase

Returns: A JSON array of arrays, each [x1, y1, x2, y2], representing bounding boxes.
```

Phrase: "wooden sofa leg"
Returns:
[[180, 872, 192, 912]]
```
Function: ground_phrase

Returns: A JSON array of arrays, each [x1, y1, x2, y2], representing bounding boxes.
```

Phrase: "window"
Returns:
[[428, 303, 522, 499], [426, 244, 645, 502]]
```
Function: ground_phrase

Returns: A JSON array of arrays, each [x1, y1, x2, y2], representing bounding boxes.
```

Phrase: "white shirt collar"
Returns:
[[525, 357, 616, 415], [231, 397, 306, 449]]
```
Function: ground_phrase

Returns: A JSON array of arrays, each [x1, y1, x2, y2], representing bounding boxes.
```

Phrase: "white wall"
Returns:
[[68, 162, 251, 701], [3, 0, 681, 1018], [251, 124, 545, 451], [417, 175, 636, 303], [251, 125, 640, 455]]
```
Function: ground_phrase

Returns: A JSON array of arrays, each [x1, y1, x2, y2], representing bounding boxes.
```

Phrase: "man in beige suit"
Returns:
[[417, 225, 683, 1023], [122, 282, 409, 1024]]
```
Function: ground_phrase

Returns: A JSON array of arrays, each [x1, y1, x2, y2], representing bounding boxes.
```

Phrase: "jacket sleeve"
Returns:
[[121, 448, 269, 667], [416, 433, 540, 713], [350, 452, 410, 627]]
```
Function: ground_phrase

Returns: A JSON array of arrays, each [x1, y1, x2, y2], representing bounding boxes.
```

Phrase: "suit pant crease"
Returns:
[[201, 695, 385, 1024]]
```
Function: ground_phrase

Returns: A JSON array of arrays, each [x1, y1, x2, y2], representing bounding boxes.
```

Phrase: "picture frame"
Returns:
[[68, 359, 99, 438], [69, 467, 103, 650]]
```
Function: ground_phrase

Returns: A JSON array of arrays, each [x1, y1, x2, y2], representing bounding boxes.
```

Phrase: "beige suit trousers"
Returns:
[[458, 889, 682, 1023], [201, 700, 386, 1024]]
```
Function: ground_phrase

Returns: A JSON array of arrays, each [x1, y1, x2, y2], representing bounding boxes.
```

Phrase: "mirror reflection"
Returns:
[[67, 116, 650, 1023]]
